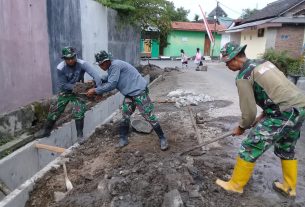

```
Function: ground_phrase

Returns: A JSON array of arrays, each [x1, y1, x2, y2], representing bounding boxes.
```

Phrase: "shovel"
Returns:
[[62, 162, 73, 191], [179, 131, 233, 156]]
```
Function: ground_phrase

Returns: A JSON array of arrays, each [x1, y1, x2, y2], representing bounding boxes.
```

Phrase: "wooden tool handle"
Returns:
[[180, 131, 233, 156], [35, 143, 66, 153]]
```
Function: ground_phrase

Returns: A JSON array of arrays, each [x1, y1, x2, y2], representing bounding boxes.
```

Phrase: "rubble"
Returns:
[[167, 89, 213, 108]]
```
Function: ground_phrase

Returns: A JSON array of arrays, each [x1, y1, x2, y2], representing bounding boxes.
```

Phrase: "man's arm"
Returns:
[[95, 67, 121, 95], [81, 61, 103, 86], [57, 69, 74, 91], [237, 80, 257, 129]]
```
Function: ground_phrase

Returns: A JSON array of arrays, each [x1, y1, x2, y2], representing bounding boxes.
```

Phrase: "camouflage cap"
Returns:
[[220, 42, 247, 62], [61, 47, 76, 59], [95, 50, 112, 64]]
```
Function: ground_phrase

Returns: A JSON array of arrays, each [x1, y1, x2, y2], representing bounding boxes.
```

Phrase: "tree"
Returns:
[[194, 14, 200, 22], [240, 8, 258, 19], [96, 0, 189, 54]]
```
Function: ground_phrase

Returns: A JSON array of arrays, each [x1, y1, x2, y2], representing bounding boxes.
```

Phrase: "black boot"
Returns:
[[116, 120, 129, 148], [75, 118, 85, 144], [34, 119, 56, 138], [153, 123, 169, 151]]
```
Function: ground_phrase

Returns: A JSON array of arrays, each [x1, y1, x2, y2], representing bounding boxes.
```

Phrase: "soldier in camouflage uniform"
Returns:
[[215, 42, 305, 197], [35, 47, 102, 143], [86, 50, 169, 150]]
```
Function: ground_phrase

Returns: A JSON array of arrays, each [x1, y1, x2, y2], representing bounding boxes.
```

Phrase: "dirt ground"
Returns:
[[26, 62, 305, 207]]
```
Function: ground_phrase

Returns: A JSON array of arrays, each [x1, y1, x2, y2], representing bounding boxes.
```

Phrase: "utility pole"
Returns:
[[211, 1, 219, 58]]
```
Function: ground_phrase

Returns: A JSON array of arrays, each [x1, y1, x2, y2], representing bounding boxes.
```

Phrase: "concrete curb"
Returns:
[[0, 75, 150, 207], [0, 93, 124, 207]]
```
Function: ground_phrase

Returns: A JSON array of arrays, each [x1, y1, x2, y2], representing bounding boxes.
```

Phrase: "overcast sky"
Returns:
[[171, 0, 277, 20]]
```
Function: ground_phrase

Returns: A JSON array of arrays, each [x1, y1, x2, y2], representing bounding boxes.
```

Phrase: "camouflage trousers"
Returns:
[[239, 107, 305, 162], [121, 88, 158, 126], [47, 93, 87, 121]]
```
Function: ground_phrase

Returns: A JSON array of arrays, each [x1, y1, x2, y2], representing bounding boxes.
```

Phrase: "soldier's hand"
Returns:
[[232, 126, 245, 136], [86, 88, 96, 97]]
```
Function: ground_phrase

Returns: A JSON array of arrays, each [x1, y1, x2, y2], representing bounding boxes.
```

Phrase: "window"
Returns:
[[258, 28, 264, 37], [281, 35, 289, 40]]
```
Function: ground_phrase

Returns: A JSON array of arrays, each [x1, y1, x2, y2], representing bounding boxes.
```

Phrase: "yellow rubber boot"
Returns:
[[216, 156, 255, 193], [273, 159, 297, 197]]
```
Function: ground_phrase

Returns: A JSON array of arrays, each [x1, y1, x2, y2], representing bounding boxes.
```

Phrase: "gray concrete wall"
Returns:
[[107, 9, 141, 66], [80, 0, 109, 80], [46, 0, 83, 93], [0, 0, 52, 114]]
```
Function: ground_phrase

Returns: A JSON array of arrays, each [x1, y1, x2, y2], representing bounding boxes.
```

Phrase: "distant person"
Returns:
[[194, 48, 202, 69], [216, 42, 305, 198], [86, 50, 169, 150], [180, 49, 188, 68], [34, 47, 102, 144]]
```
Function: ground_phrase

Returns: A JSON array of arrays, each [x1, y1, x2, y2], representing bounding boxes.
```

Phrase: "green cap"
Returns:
[[61, 47, 76, 59], [220, 42, 247, 62], [95, 50, 112, 64]]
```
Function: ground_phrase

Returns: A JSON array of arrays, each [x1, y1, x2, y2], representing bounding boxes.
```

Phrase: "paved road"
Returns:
[[144, 60, 241, 118]]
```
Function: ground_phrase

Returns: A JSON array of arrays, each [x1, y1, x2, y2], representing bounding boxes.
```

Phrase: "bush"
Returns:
[[262, 49, 304, 76]]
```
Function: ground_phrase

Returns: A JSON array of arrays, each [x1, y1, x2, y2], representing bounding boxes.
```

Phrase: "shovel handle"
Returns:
[[35, 143, 66, 154], [180, 131, 233, 156]]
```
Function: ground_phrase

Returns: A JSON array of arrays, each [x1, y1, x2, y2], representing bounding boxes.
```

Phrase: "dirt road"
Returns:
[[26, 61, 305, 207]]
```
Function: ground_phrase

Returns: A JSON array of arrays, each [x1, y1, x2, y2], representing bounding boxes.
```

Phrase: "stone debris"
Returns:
[[167, 89, 213, 108], [162, 189, 184, 207]]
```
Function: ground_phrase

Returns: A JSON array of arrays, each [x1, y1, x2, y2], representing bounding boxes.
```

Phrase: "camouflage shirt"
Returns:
[[236, 59, 305, 129]]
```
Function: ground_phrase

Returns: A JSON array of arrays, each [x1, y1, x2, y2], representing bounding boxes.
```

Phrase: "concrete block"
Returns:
[[0, 142, 39, 190], [71, 120, 78, 144], [44, 122, 73, 149], [84, 108, 95, 137], [0, 181, 34, 207]]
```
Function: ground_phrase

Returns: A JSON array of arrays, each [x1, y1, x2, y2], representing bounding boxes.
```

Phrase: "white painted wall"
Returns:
[[80, 0, 109, 80], [220, 33, 231, 48], [240, 29, 267, 59]]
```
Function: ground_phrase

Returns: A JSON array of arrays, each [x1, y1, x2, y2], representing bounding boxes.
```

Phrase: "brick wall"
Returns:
[[274, 26, 304, 57]]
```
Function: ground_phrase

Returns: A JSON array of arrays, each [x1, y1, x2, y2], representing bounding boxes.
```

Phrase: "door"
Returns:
[[204, 34, 211, 56]]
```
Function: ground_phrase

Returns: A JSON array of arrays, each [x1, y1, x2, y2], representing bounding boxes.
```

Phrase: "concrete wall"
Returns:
[[240, 29, 267, 59], [47, 0, 83, 93], [0, 0, 141, 114], [80, 0, 108, 80], [107, 9, 141, 66], [163, 30, 222, 57], [164, 30, 206, 57], [220, 33, 230, 48], [275, 26, 305, 57], [229, 32, 241, 45], [0, 0, 52, 114]]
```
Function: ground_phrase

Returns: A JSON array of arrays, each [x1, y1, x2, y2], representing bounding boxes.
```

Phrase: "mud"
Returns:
[[26, 67, 305, 207]]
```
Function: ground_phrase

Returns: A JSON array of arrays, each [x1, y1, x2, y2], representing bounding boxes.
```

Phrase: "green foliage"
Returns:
[[96, 0, 189, 54], [262, 49, 304, 76], [240, 8, 258, 19], [194, 14, 200, 22]]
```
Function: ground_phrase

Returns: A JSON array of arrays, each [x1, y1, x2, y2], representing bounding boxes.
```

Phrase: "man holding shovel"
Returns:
[[86, 50, 169, 150], [35, 47, 102, 143], [216, 42, 305, 197]]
